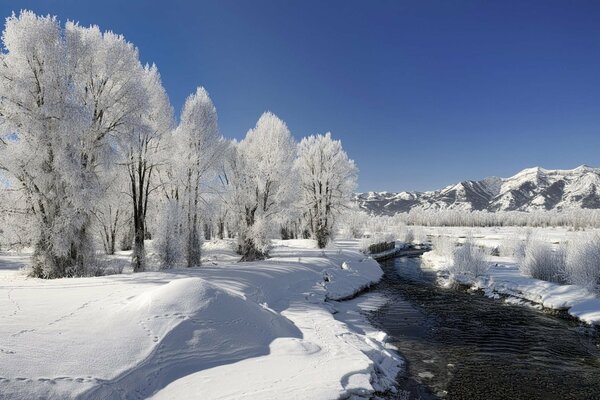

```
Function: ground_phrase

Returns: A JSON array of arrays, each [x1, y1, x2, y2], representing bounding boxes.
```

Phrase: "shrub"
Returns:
[[519, 239, 566, 284], [431, 235, 456, 258], [154, 201, 185, 269], [338, 210, 368, 239], [500, 232, 532, 260], [565, 234, 600, 292], [450, 240, 488, 277], [403, 229, 415, 244]]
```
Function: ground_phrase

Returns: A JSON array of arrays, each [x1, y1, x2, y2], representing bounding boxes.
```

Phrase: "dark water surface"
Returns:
[[368, 257, 600, 400]]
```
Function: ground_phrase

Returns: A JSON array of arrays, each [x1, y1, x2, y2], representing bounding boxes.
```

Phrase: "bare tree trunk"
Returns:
[[132, 211, 145, 272], [239, 205, 264, 261], [129, 152, 150, 273], [186, 171, 202, 268], [217, 220, 225, 239]]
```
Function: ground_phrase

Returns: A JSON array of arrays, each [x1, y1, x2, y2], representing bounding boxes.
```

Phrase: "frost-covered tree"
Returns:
[[92, 168, 130, 255], [296, 133, 357, 248], [153, 199, 185, 268], [172, 87, 224, 267], [0, 12, 148, 277], [210, 146, 237, 240], [0, 174, 33, 251], [121, 65, 174, 272], [227, 112, 297, 260]]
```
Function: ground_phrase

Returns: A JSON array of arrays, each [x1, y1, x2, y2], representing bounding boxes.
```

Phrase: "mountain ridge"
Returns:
[[355, 165, 600, 215]]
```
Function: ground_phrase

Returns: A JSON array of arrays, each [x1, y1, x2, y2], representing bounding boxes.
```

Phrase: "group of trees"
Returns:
[[346, 208, 600, 232], [0, 11, 357, 278], [398, 208, 600, 229]]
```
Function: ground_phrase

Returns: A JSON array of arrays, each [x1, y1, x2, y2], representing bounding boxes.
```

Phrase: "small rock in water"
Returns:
[[418, 371, 434, 379]]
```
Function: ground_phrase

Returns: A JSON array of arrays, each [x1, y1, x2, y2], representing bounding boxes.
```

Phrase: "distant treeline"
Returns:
[[394, 208, 600, 229]]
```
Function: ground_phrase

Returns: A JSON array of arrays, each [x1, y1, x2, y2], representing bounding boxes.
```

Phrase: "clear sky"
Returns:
[[2, 1, 600, 192]]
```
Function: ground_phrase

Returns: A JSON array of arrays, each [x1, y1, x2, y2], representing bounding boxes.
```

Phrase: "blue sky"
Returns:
[[2, 1, 600, 192]]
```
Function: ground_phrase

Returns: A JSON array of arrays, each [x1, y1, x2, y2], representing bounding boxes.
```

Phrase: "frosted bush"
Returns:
[[565, 235, 600, 291], [431, 235, 456, 258], [501, 231, 532, 261], [248, 217, 271, 254], [401, 228, 414, 244], [450, 240, 488, 277], [519, 239, 566, 283], [500, 237, 520, 257], [338, 210, 368, 239], [154, 201, 185, 269], [412, 226, 428, 244]]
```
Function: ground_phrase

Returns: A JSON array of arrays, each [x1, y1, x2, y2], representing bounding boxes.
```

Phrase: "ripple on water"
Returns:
[[368, 257, 600, 400]]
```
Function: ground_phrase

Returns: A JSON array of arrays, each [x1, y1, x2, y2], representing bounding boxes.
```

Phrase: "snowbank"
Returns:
[[422, 251, 600, 325], [0, 239, 399, 399]]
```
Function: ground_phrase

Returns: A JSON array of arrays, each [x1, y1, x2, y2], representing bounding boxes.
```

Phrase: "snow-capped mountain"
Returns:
[[356, 165, 600, 215]]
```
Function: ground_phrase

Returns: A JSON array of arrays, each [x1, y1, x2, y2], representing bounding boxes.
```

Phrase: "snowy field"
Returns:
[[0, 239, 402, 399], [418, 226, 600, 325]]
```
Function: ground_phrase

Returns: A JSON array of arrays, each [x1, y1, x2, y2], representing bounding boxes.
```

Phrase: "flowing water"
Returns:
[[367, 257, 600, 399]]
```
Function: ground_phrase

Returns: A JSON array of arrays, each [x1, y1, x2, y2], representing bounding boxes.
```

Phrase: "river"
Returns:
[[364, 256, 600, 399]]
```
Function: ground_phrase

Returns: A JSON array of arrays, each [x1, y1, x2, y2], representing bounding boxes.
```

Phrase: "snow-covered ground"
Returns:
[[0, 239, 403, 399], [419, 226, 600, 325]]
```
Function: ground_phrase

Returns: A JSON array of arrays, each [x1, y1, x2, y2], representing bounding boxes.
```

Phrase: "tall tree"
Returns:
[[175, 87, 224, 267], [296, 132, 357, 248], [227, 112, 297, 260], [0, 12, 148, 277], [121, 64, 174, 272]]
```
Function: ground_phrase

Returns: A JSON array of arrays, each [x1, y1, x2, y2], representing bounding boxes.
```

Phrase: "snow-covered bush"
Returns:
[[450, 240, 488, 277], [565, 235, 600, 292], [411, 226, 427, 244], [154, 201, 185, 269], [247, 217, 272, 255], [519, 239, 566, 283], [402, 229, 415, 244], [338, 210, 368, 239], [500, 237, 521, 257], [431, 235, 456, 258]]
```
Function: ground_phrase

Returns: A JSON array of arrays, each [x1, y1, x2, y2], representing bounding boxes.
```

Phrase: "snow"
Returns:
[[0, 239, 400, 399], [421, 226, 600, 325]]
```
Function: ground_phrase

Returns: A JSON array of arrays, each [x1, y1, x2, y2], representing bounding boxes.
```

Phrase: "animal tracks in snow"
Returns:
[[5, 289, 21, 318], [138, 312, 188, 342]]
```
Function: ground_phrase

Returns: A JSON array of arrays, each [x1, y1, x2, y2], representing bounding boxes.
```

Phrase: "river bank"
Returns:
[[0, 239, 402, 399], [422, 251, 600, 326]]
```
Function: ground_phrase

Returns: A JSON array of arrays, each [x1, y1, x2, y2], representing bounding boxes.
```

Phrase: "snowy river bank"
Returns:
[[422, 250, 600, 326], [0, 239, 403, 399]]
